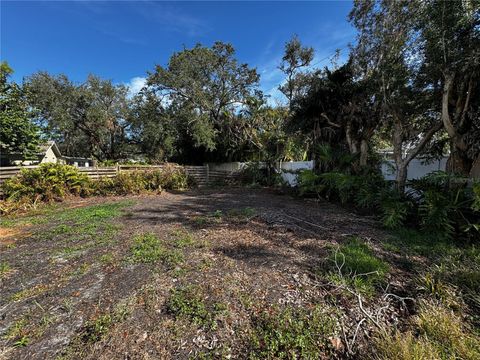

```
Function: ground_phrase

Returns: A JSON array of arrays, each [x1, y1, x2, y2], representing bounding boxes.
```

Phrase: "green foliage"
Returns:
[[411, 171, 480, 240], [0, 165, 191, 215], [240, 162, 284, 187], [25, 72, 130, 160], [297, 170, 323, 197], [249, 305, 337, 359], [0, 61, 40, 158], [166, 286, 227, 330], [336, 238, 389, 277], [95, 166, 190, 195], [147, 41, 261, 163], [380, 192, 410, 229], [2, 163, 90, 202], [297, 168, 479, 240]]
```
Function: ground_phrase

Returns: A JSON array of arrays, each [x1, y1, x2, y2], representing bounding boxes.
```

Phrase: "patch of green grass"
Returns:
[[130, 233, 184, 267], [192, 210, 224, 226], [226, 207, 256, 220], [52, 245, 87, 260], [99, 253, 115, 265], [193, 216, 208, 226], [69, 262, 90, 277], [10, 284, 49, 302], [3, 318, 29, 344], [373, 302, 480, 360], [384, 228, 457, 259], [0, 261, 12, 278], [249, 305, 338, 359], [327, 237, 389, 295], [166, 286, 227, 330], [211, 209, 223, 218], [80, 305, 130, 343], [55, 201, 134, 225], [171, 228, 195, 248], [335, 237, 389, 277]]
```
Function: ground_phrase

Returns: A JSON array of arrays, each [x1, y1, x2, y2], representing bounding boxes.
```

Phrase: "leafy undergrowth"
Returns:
[[1, 189, 479, 359], [166, 285, 228, 330], [249, 305, 338, 359]]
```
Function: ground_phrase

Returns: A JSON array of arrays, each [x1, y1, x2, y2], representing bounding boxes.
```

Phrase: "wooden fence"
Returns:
[[0, 164, 241, 187]]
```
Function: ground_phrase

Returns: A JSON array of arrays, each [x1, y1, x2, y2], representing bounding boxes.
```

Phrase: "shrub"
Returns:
[[297, 169, 323, 197], [2, 163, 91, 202], [240, 162, 284, 187], [411, 171, 479, 240]]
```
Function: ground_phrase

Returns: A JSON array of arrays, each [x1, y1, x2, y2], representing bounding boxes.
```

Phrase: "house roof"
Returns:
[[37, 141, 62, 158]]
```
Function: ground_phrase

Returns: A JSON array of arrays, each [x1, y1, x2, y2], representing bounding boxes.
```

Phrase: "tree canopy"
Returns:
[[0, 61, 40, 158]]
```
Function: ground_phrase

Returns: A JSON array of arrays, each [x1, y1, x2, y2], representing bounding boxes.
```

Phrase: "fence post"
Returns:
[[206, 164, 210, 186], [117, 165, 120, 175]]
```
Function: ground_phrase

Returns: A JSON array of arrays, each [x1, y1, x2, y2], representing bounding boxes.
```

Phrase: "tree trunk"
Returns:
[[446, 141, 472, 176], [395, 163, 408, 194], [359, 139, 368, 167]]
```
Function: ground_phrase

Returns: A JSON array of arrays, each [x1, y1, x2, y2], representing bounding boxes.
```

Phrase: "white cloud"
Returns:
[[125, 76, 147, 97]]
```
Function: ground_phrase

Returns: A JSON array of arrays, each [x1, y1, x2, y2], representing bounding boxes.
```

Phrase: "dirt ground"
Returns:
[[0, 188, 412, 359]]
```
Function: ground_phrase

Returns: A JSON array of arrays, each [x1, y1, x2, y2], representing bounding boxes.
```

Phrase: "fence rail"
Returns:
[[0, 164, 241, 187]]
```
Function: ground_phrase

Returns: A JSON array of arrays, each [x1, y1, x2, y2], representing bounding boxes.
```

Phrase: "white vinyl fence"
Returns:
[[381, 157, 448, 181]]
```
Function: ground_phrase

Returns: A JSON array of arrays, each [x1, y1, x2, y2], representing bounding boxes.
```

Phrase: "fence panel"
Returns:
[[0, 164, 241, 187]]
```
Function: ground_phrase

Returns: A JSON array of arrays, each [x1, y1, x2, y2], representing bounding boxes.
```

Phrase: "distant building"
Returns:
[[0, 141, 94, 167]]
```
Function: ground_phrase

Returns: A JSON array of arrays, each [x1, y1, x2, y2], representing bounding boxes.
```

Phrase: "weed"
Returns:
[[13, 336, 30, 347], [212, 210, 223, 218], [81, 305, 130, 343], [336, 238, 389, 277], [100, 253, 115, 265], [193, 216, 208, 226], [166, 286, 227, 330], [11, 284, 49, 302], [69, 263, 90, 277], [373, 302, 480, 360], [3, 318, 29, 341], [171, 228, 195, 248], [130, 233, 184, 267], [0, 261, 12, 278], [226, 207, 256, 220], [249, 305, 338, 359]]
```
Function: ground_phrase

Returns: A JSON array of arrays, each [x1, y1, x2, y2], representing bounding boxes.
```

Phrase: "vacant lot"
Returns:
[[0, 188, 478, 359]]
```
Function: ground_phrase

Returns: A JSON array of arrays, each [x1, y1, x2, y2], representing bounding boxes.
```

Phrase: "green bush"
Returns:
[[297, 169, 323, 197], [297, 168, 479, 240], [411, 172, 479, 240], [2, 163, 91, 202], [240, 162, 284, 187], [1, 164, 193, 215]]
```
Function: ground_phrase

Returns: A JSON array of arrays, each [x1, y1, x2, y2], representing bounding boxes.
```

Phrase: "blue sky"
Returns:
[[1, 1, 355, 101]]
